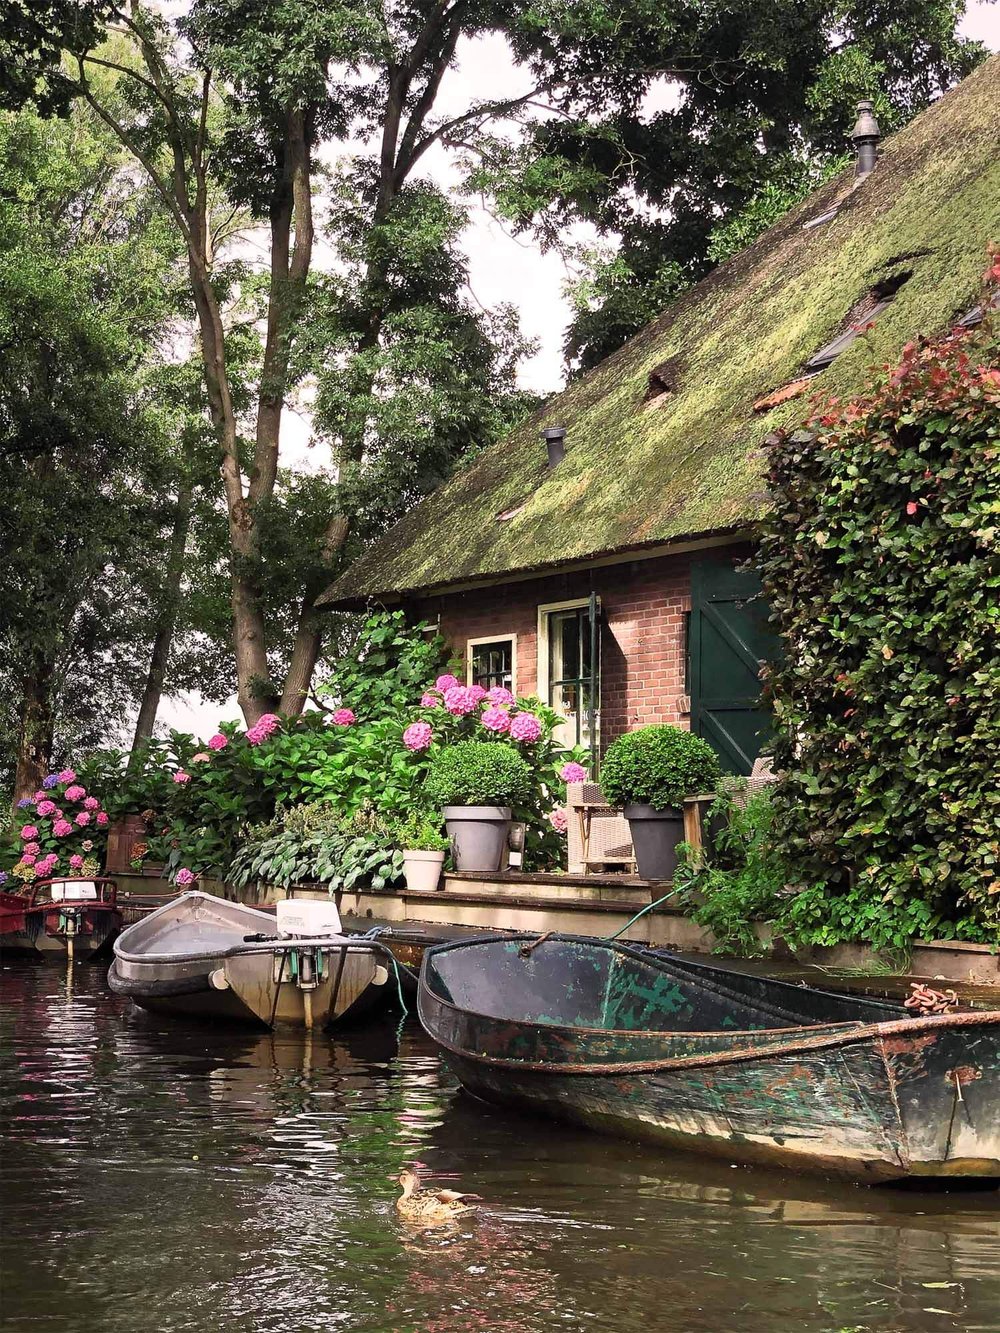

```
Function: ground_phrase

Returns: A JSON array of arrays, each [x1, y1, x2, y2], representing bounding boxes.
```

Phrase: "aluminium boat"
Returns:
[[109, 890, 392, 1028], [418, 932, 1000, 1183]]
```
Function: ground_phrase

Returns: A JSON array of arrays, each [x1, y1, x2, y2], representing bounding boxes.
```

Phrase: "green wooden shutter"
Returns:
[[689, 555, 776, 774]]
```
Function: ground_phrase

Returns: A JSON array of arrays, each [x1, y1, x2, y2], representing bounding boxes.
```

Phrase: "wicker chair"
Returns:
[[566, 782, 636, 875]]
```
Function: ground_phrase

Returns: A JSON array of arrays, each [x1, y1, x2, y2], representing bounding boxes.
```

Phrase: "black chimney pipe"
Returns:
[[851, 100, 881, 178], [542, 425, 566, 468]]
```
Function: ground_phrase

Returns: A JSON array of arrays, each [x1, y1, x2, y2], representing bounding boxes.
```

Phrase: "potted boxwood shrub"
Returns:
[[425, 740, 532, 873], [392, 813, 450, 892], [600, 724, 721, 880]]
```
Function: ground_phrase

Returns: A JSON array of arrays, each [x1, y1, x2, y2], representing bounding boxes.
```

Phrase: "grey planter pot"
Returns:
[[623, 803, 685, 881], [442, 806, 512, 873]]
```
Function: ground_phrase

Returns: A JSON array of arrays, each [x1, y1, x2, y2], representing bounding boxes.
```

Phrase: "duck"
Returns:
[[395, 1166, 481, 1224]]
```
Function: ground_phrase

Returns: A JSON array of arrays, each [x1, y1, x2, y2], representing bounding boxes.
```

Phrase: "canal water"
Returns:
[[2, 959, 998, 1333]]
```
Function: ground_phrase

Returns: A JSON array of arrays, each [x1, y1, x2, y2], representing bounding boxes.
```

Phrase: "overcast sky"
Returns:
[[161, 4, 999, 737]]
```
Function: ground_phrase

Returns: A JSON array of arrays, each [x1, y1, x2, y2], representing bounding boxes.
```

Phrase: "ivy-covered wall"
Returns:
[[758, 266, 1000, 949]]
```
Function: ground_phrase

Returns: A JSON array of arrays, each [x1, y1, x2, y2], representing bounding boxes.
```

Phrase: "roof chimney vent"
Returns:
[[542, 425, 566, 468], [850, 100, 880, 178]]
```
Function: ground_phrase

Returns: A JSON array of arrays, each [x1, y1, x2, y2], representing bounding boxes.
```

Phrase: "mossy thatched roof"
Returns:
[[321, 56, 1000, 607]]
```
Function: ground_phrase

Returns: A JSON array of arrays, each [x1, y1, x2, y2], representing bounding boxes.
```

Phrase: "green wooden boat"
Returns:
[[418, 933, 1000, 1183]]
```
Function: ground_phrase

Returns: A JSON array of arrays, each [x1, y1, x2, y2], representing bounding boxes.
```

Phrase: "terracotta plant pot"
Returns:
[[623, 804, 685, 880], [442, 806, 512, 873], [105, 814, 148, 875], [402, 849, 446, 893]]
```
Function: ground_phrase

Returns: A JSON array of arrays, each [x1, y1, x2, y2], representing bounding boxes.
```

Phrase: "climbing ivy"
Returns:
[[757, 253, 1000, 948]]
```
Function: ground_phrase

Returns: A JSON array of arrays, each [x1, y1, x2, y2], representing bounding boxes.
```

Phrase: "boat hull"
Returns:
[[111, 891, 392, 1028], [418, 933, 1000, 1183], [1, 897, 122, 960], [223, 945, 389, 1028]]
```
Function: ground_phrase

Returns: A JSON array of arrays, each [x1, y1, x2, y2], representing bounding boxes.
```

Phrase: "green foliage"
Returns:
[[425, 741, 532, 808], [388, 812, 449, 853], [757, 271, 1000, 947], [228, 803, 403, 893], [316, 611, 449, 720], [601, 725, 721, 811], [706, 155, 849, 265], [674, 784, 791, 957]]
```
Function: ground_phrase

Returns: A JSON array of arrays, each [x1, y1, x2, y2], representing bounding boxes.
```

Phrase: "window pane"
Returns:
[[470, 640, 513, 690]]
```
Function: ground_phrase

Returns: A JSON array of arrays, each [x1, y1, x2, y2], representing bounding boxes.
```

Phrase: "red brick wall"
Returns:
[[406, 547, 736, 750]]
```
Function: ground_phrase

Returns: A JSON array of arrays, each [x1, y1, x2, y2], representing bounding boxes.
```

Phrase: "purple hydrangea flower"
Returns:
[[16, 797, 32, 809], [42, 774, 59, 789], [0, 871, 7, 884]]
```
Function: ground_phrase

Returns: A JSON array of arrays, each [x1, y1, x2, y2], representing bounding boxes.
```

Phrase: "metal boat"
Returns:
[[109, 891, 393, 1028], [0, 878, 123, 960], [418, 932, 1000, 1183]]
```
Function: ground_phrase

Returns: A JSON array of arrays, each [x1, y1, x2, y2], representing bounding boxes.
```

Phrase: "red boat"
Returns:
[[0, 878, 123, 960]]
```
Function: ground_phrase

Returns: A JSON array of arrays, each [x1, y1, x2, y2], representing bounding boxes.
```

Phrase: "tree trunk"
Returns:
[[130, 478, 194, 754], [13, 656, 55, 807]]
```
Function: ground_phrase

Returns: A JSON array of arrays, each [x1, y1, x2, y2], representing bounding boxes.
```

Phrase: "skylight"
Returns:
[[803, 270, 912, 373]]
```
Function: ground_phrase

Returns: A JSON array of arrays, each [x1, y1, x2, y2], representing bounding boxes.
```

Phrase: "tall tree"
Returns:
[[0, 95, 187, 799], [5, 0, 984, 720]]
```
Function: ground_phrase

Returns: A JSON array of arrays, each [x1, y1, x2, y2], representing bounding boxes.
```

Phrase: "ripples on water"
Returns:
[[1, 959, 998, 1333]]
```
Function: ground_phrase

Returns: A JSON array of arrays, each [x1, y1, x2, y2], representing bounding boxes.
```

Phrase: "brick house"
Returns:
[[320, 61, 1000, 774]]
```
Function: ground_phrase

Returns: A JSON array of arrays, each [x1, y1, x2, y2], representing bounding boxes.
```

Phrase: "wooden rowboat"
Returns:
[[0, 878, 123, 960], [109, 890, 392, 1028], [418, 933, 1000, 1183]]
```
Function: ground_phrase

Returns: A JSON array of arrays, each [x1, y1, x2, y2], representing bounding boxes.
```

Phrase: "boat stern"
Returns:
[[881, 1016, 1000, 1180]]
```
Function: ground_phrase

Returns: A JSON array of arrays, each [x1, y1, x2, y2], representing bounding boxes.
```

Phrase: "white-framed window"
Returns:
[[537, 598, 599, 747], [466, 635, 517, 692]]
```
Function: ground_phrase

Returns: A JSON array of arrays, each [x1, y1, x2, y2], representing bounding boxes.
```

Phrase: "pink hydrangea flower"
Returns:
[[420, 692, 440, 708], [83, 796, 100, 810], [331, 708, 356, 726], [23, 842, 40, 856], [57, 769, 76, 783], [487, 686, 515, 707], [208, 733, 228, 751], [443, 685, 477, 716], [435, 673, 459, 692], [256, 712, 281, 736], [245, 725, 265, 745], [20, 853, 37, 867], [53, 820, 73, 837], [403, 721, 433, 751], [510, 711, 542, 743], [467, 684, 488, 705], [560, 762, 588, 784], [175, 868, 196, 886], [481, 706, 512, 734], [96, 812, 109, 827], [173, 771, 190, 784], [20, 825, 39, 840], [191, 752, 211, 763], [38, 855, 58, 872], [65, 784, 86, 802], [69, 855, 84, 870], [547, 807, 569, 833], [33, 791, 47, 803], [75, 811, 91, 827]]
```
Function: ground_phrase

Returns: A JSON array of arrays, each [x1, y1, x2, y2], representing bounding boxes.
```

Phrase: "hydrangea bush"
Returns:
[[3, 770, 109, 884], [57, 614, 590, 886]]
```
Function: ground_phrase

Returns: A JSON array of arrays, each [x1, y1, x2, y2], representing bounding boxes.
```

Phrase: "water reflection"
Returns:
[[1, 959, 998, 1333]]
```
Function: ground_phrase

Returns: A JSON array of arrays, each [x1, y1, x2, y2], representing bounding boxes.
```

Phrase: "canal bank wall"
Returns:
[[110, 869, 1000, 986]]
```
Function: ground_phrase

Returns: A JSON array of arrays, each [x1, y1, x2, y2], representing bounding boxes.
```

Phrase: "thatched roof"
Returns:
[[320, 56, 1000, 607]]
